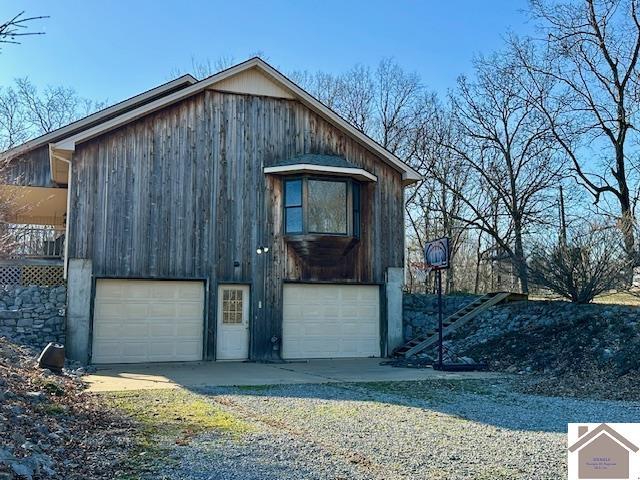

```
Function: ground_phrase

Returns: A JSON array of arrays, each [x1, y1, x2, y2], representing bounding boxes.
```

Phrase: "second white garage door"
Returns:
[[92, 279, 204, 364], [282, 284, 380, 359]]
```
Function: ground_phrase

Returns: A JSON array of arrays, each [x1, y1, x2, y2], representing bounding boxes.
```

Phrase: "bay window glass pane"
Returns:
[[308, 180, 347, 234], [353, 182, 360, 238], [285, 207, 303, 233], [285, 179, 302, 207]]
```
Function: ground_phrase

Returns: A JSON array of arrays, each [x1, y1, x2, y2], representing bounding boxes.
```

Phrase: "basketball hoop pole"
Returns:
[[437, 269, 443, 368], [424, 237, 450, 370]]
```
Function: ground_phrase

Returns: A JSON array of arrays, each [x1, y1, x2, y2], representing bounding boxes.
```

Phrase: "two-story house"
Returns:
[[0, 58, 420, 364]]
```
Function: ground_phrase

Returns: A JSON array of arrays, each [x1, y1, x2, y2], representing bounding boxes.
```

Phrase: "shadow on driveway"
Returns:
[[88, 358, 640, 434]]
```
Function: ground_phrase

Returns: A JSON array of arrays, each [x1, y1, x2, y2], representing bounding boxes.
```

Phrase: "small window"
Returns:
[[283, 176, 361, 237], [284, 179, 303, 234], [222, 288, 244, 324]]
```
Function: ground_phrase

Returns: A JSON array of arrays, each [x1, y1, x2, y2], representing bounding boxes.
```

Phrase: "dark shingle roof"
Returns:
[[273, 154, 360, 169]]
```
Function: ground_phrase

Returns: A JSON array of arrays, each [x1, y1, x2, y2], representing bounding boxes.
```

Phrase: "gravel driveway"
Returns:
[[143, 379, 639, 480]]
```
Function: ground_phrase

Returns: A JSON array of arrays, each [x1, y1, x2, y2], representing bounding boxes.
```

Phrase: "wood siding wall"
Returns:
[[2, 146, 56, 187], [68, 90, 404, 359]]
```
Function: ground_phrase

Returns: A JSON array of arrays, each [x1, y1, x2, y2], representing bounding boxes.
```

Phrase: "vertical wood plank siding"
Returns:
[[68, 91, 405, 359], [2, 146, 56, 187]]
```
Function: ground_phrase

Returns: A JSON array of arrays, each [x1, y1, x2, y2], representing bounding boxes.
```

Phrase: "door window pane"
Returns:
[[222, 289, 243, 324]]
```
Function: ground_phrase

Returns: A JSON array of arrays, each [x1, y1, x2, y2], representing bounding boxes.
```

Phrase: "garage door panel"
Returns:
[[148, 303, 175, 317], [341, 323, 368, 336], [92, 322, 125, 337], [99, 283, 125, 297], [122, 342, 150, 358], [122, 303, 148, 317], [127, 323, 149, 337], [178, 285, 202, 299], [177, 323, 203, 337], [147, 323, 175, 337], [92, 279, 204, 364], [130, 284, 154, 298], [176, 302, 204, 317], [94, 301, 123, 318], [301, 323, 330, 336], [282, 285, 380, 359], [303, 339, 339, 354]]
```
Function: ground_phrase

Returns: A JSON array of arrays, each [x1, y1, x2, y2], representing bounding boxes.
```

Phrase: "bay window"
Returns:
[[284, 177, 361, 237]]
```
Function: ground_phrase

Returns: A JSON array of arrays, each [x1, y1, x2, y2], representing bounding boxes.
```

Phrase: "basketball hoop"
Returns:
[[424, 237, 451, 369], [410, 261, 431, 283]]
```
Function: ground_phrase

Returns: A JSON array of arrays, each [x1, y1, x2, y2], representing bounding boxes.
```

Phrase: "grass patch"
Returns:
[[530, 291, 640, 306], [593, 291, 640, 306], [101, 388, 252, 479]]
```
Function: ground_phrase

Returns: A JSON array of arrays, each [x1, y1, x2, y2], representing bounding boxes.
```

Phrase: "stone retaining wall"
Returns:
[[403, 293, 480, 340], [0, 285, 66, 350]]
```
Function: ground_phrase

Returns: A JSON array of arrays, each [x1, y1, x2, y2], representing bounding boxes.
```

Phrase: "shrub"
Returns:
[[528, 226, 630, 303]]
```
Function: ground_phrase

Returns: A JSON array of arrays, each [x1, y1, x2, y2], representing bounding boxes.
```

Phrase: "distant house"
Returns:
[[569, 424, 639, 479], [0, 58, 420, 364]]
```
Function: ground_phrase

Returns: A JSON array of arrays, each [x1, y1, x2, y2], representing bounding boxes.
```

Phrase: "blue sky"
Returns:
[[1, 1, 533, 104]]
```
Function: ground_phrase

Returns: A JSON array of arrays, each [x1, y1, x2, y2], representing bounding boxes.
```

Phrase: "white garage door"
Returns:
[[282, 284, 380, 359], [92, 279, 204, 364]]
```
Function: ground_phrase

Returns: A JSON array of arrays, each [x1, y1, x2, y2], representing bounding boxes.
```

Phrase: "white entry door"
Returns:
[[216, 285, 250, 360]]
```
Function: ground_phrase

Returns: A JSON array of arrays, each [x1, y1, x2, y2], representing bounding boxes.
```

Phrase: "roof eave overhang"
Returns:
[[402, 172, 422, 187], [264, 164, 378, 182], [1, 73, 198, 162]]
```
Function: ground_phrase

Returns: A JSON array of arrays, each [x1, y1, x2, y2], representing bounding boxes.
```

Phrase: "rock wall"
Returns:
[[404, 299, 640, 374], [403, 293, 480, 340], [0, 285, 66, 350]]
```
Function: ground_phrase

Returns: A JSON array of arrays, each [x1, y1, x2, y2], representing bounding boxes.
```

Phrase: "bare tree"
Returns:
[[290, 64, 375, 128], [529, 223, 630, 302], [373, 59, 424, 156], [169, 52, 270, 80], [0, 86, 28, 150], [337, 65, 374, 133], [0, 78, 107, 150], [289, 69, 346, 110], [513, 0, 640, 272], [405, 99, 471, 293], [0, 11, 47, 50], [430, 53, 564, 293]]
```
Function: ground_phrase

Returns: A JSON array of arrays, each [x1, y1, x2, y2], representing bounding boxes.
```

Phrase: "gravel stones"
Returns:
[[148, 381, 639, 480]]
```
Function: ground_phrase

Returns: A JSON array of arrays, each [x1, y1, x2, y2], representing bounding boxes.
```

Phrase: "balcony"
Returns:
[[1, 225, 65, 259], [0, 225, 65, 287]]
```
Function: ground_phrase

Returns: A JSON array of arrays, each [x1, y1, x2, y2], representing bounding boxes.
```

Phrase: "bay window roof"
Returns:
[[263, 154, 377, 183]]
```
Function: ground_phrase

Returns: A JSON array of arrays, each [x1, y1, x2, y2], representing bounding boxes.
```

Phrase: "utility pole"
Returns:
[[559, 185, 567, 247]]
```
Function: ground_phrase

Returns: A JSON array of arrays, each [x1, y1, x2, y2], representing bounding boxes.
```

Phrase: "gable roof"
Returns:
[[44, 57, 421, 185], [569, 424, 639, 453], [1, 74, 197, 160]]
